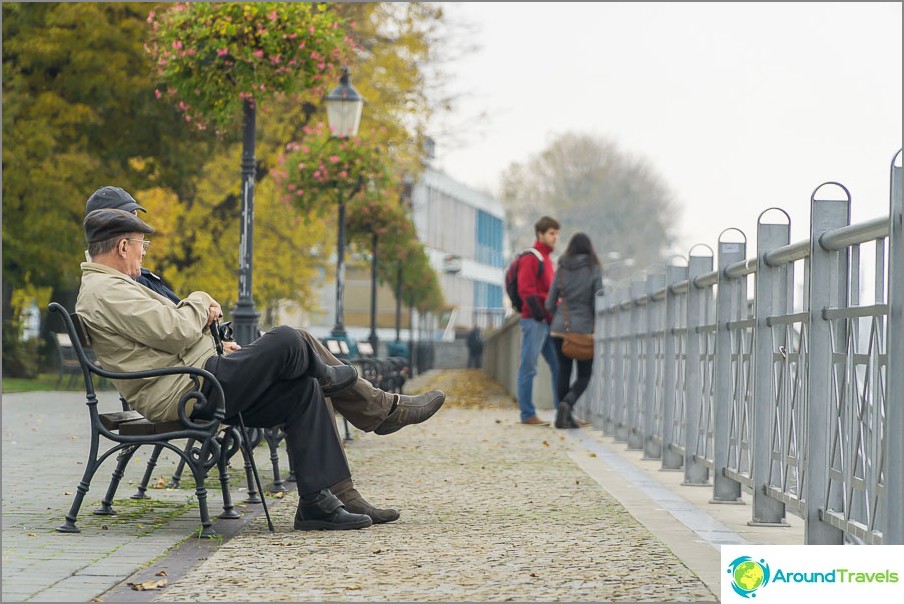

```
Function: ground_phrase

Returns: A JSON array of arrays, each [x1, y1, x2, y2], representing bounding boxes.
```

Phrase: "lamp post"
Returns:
[[325, 67, 364, 339], [367, 232, 379, 353], [394, 175, 414, 344], [232, 99, 261, 345], [395, 264, 403, 342]]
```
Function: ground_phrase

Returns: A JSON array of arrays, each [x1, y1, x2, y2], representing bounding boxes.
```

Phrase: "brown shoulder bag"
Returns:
[[559, 274, 594, 361]]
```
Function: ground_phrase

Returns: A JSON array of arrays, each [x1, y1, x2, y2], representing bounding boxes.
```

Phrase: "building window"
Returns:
[[476, 210, 503, 268]]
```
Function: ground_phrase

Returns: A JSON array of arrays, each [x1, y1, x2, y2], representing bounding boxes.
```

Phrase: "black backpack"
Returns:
[[504, 248, 544, 312]]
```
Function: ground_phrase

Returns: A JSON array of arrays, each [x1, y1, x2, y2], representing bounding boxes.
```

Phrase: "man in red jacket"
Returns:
[[516, 216, 561, 425]]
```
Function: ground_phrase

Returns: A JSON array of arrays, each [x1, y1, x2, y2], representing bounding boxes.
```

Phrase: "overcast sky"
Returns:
[[430, 2, 903, 259]]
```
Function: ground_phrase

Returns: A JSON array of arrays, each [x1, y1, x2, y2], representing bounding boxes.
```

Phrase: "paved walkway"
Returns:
[[2, 369, 804, 602]]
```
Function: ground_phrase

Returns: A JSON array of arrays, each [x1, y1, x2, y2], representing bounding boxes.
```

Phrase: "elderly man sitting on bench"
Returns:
[[82, 186, 446, 524], [77, 207, 382, 531]]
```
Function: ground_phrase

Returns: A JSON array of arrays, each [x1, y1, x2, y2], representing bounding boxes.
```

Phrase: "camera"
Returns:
[[217, 321, 235, 343]]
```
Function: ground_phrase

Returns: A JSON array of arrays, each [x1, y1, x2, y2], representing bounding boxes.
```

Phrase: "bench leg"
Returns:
[[186, 462, 217, 539], [166, 439, 195, 488], [265, 429, 288, 493], [131, 443, 164, 500], [57, 443, 106, 533], [217, 432, 241, 520], [285, 438, 296, 483], [94, 444, 139, 516], [240, 439, 263, 504]]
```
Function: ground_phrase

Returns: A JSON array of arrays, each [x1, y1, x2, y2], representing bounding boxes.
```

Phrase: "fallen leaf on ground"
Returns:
[[128, 578, 167, 591], [155, 570, 167, 577]]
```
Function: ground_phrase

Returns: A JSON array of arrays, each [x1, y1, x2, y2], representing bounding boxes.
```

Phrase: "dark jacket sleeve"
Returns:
[[136, 269, 181, 304]]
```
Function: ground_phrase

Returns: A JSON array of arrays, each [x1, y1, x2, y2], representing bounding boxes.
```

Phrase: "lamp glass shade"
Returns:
[[325, 98, 363, 138], [325, 69, 364, 137]]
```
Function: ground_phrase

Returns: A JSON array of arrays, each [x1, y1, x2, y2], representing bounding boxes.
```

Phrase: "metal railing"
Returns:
[[585, 150, 903, 544]]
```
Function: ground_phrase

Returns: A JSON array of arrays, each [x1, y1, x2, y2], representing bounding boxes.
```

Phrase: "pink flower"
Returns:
[[267, 10, 278, 21], [172, 40, 183, 50], [154, 89, 162, 99], [338, 170, 348, 178], [217, 48, 229, 57], [185, 115, 191, 122], [297, 163, 306, 170], [329, 155, 340, 163], [288, 183, 296, 191], [300, 145, 310, 153], [253, 49, 263, 58], [297, 41, 305, 49]]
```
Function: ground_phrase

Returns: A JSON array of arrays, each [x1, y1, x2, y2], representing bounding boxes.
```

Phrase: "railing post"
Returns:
[[712, 234, 746, 504], [804, 184, 850, 543], [661, 263, 687, 471], [603, 288, 624, 436], [684, 250, 713, 485], [643, 273, 665, 460], [627, 280, 646, 450], [750, 212, 790, 526], [886, 154, 903, 544], [589, 290, 607, 427], [614, 286, 631, 441]]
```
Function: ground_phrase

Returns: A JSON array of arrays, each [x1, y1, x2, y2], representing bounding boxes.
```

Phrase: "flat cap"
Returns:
[[84, 208, 154, 244], [85, 186, 146, 215]]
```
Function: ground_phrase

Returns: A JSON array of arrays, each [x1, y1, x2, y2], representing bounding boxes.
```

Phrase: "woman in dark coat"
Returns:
[[545, 233, 603, 429]]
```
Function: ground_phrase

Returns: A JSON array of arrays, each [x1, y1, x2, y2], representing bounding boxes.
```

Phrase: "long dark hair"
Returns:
[[559, 232, 600, 267]]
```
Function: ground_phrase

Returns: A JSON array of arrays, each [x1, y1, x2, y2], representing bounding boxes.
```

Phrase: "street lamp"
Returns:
[[324, 67, 364, 339], [231, 99, 261, 345], [367, 232, 379, 353]]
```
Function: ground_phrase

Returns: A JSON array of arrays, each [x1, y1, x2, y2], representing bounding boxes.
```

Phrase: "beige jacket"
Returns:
[[76, 262, 218, 421]]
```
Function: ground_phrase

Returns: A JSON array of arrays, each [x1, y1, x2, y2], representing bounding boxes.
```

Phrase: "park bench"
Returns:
[[48, 303, 260, 538]]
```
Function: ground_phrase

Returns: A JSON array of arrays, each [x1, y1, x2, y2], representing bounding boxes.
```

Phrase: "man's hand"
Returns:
[[206, 302, 223, 326], [223, 341, 242, 354]]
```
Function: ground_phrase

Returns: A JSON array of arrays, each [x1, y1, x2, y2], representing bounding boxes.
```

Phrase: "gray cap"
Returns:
[[84, 208, 154, 244], [85, 186, 146, 215]]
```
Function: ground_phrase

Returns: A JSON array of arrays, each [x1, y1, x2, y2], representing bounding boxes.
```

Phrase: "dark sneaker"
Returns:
[[294, 489, 372, 531], [554, 403, 571, 429], [374, 390, 446, 435]]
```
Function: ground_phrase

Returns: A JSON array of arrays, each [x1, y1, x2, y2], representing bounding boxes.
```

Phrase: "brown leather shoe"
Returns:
[[374, 390, 446, 435], [521, 415, 550, 426], [341, 490, 400, 524]]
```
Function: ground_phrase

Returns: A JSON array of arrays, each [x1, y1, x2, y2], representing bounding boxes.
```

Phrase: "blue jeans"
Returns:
[[517, 318, 560, 421]]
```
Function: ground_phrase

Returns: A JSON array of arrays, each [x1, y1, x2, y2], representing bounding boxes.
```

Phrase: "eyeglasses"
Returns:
[[127, 239, 151, 252]]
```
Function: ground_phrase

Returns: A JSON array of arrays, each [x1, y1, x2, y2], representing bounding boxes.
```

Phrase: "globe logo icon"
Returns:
[[726, 556, 771, 598]]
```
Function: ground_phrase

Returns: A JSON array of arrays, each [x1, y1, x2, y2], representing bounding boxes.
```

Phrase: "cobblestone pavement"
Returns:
[[153, 370, 719, 602], [1, 389, 281, 602], [5, 369, 804, 602]]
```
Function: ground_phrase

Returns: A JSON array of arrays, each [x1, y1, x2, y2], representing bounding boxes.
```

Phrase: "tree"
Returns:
[[1, 2, 220, 375], [500, 132, 680, 270]]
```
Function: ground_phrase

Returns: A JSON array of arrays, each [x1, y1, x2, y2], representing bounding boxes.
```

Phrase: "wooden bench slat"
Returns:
[[98, 411, 145, 430], [119, 418, 185, 436]]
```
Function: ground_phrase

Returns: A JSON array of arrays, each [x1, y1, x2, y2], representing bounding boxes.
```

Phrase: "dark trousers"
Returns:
[[467, 351, 482, 368], [551, 336, 593, 406], [202, 326, 350, 495]]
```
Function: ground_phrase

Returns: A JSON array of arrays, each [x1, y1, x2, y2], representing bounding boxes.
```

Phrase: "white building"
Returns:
[[410, 167, 507, 335]]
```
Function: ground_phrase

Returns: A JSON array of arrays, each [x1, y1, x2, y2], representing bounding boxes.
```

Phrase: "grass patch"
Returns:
[[2, 372, 116, 393]]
